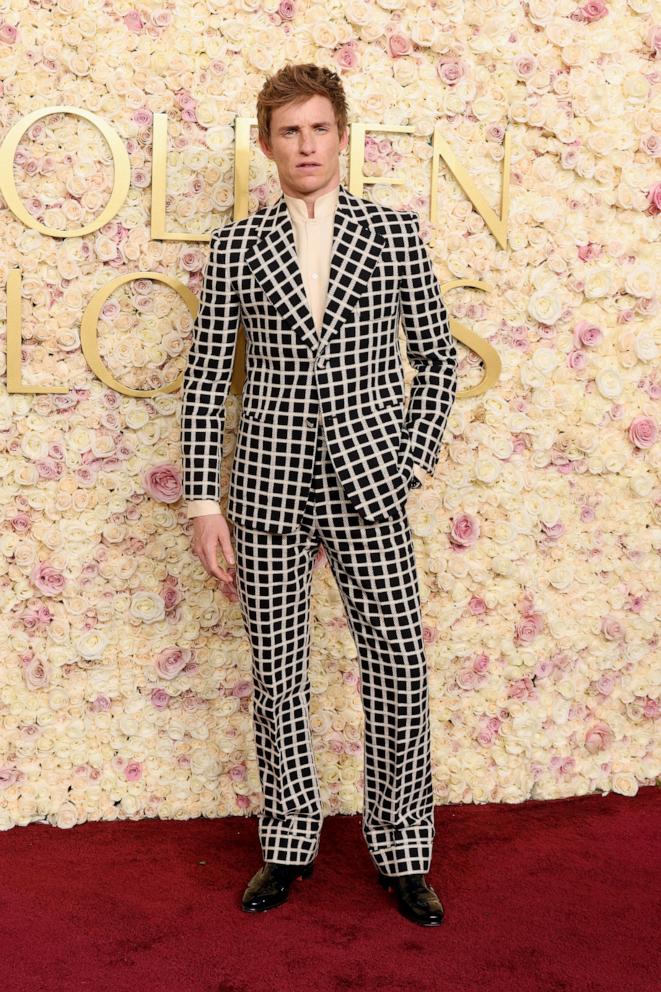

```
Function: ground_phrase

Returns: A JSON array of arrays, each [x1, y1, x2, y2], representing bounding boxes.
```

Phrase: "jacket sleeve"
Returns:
[[180, 225, 241, 504], [399, 211, 458, 477]]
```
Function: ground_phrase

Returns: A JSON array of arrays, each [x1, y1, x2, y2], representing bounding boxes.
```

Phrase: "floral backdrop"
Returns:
[[0, 0, 659, 831]]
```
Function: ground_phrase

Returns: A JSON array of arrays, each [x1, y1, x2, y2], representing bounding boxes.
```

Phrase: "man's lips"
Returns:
[[297, 163, 320, 168]]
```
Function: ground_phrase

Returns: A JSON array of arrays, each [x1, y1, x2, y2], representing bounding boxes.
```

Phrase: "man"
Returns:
[[181, 63, 457, 927]]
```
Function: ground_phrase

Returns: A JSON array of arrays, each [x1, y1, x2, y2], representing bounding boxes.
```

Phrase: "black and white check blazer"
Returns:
[[181, 183, 458, 532]]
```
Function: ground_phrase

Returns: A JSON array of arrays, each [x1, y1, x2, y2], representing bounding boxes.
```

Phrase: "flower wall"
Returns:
[[0, 0, 659, 830]]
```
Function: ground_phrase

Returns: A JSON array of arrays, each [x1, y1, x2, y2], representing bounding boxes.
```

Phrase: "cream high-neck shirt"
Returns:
[[187, 183, 426, 518]]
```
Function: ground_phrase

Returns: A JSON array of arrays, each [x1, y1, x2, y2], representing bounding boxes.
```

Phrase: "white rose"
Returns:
[[595, 369, 623, 399], [611, 772, 639, 797], [311, 20, 341, 48], [629, 471, 654, 498], [545, 564, 575, 591], [75, 630, 109, 661], [474, 454, 501, 484], [51, 802, 78, 829], [624, 264, 656, 298], [129, 591, 165, 624], [583, 268, 613, 300], [633, 331, 658, 362], [603, 448, 627, 474], [528, 288, 562, 325], [344, 0, 371, 24], [410, 17, 437, 47]]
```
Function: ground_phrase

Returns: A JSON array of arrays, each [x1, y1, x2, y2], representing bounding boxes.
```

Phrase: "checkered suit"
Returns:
[[180, 183, 458, 875], [180, 183, 457, 531]]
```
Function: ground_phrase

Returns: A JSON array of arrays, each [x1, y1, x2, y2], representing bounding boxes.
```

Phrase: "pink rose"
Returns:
[[155, 647, 192, 680], [508, 676, 535, 699], [574, 319, 603, 347], [229, 763, 247, 781], [125, 761, 143, 781], [389, 33, 412, 57], [513, 55, 536, 79], [335, 43, 358, 69], [10, 512, 31, 533], [133, 108, 152, 127], [584, 721, 613, 753], [577, 243, 602, 261], [422, 623, 439, 643], [456, 669, 480, 690], [628, 415, 657, 449], [437, 58, 465, 86], [149, 688, 172, 710], [647, 24, 661, 55], [568, 349, 588, 370], [449, 512, 479, 548], [0, 766, 22, 790], [232, 680, 253, 697], [162, 585, 181, 611], [0, 22, 18, 44], [643, 698, 659, 718], [278, 0, 296, 18], [541, 520, 565, 540], [123, 11, 143, 31], [580, 0, 608, 22], [90, 695, 112, 712], [600, 616, 625, 641], [143, 461, 182, 503], [514, 613, 544, 643], [647, 181, 661, 214], [30, 562, 65, 596], [469, 596, 486, 614], [23, 655, 49, 689], [473, 653, 489, 673], [596, 674, 616, 695], [641, 132, 660, 157]]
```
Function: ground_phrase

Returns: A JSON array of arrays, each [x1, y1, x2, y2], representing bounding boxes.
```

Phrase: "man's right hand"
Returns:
[[191, 513, 236, 587]]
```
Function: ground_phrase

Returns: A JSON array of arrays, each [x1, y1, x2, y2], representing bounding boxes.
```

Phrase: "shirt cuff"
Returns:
[[187, 500, 223, 518]]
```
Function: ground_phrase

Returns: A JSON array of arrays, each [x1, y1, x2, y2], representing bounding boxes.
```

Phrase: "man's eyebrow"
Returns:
[[278, 121, 332, 132]]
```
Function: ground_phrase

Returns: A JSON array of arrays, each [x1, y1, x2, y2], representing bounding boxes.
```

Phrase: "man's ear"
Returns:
[[259, 135, 273, 160]]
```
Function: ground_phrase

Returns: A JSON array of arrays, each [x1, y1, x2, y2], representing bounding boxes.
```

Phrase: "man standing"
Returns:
[[181, 63, 457, 926]]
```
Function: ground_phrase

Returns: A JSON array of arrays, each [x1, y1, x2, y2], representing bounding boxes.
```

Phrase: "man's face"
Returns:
[[259, 93, 348, 200]]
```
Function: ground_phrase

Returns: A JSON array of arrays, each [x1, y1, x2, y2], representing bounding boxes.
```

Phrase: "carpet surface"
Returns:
[[2, 786, 659, 992]]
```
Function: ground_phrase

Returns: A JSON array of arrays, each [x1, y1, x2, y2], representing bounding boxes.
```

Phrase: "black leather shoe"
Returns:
[[241, 860, 315, 913], [378, 870, 445, 926]]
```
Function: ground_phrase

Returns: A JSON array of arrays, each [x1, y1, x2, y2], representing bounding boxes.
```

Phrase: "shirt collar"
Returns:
[[283, 182, 340, 221]]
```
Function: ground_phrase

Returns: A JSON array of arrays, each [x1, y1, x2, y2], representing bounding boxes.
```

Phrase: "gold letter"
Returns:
[[0, 106, 130, 238], [430, 124, 511, 249], [80, 272, 199, 397]]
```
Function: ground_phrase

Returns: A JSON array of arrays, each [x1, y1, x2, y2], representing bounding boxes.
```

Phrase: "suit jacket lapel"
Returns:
[[245, 183, 385, 355]]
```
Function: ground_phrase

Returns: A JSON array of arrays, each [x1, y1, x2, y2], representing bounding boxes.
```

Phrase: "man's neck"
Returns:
[[281, 178, 341, 219]]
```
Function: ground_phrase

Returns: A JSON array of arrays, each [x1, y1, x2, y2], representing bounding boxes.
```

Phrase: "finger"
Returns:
[[199, 551, 230, 582], [219, 532, 235, 568]]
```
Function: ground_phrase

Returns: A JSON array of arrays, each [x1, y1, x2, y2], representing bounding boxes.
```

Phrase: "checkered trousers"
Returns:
[[233, 420, 435, 876]]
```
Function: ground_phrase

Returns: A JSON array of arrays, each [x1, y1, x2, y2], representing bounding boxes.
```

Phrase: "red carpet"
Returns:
[[2, 786, 658, 992]]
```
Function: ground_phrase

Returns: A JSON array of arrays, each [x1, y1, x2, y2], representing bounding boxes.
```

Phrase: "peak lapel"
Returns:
[[317, 184, 385, 356], [246, 184, 385, 355], [245, 196, 319, 351]]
